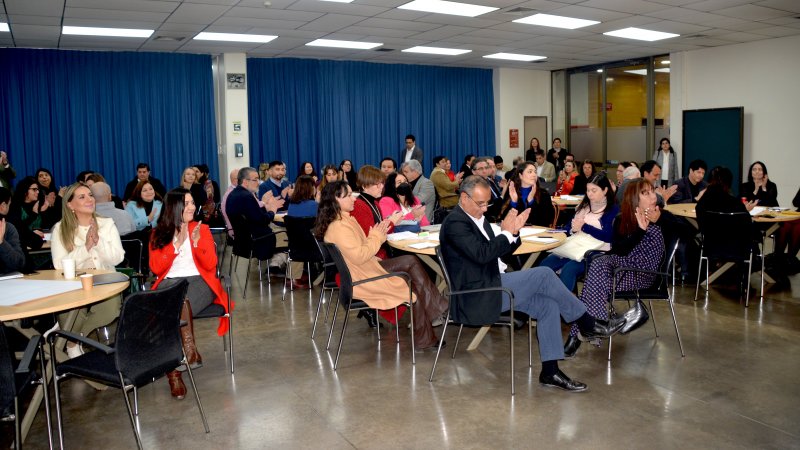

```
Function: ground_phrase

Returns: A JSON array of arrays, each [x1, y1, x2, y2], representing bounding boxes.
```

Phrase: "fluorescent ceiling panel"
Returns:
[[403, 46, 471, 55], [513, 13, 599, 30], [62, 26, 153, 38], [623, 68, 671, 75], [194, 32, 277, 43], [603, 27, 679, 42], [306, 39, 382, 49], [0, 23, 9, 33], [398, 0, 498, 18], [483, 52, 546, 62]]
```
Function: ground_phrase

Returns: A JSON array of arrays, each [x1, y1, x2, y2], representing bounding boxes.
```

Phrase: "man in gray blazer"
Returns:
[[401, 160, 435, 222], [400, 134, 423, 165]]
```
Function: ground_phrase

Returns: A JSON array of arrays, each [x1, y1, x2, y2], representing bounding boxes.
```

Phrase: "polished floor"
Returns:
[[13, 260, 800, 449]]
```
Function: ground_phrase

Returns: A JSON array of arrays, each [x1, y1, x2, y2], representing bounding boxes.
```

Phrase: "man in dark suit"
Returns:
[[670, 159, 708, 204], [225, 167, 284, 262], [439, 176, 625, 392], [122, 162, 167, 201], [400, 134, 423, 166]]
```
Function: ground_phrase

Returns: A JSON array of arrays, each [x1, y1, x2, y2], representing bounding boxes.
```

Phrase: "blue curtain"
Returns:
[[247, 58, 494, 178], [0, 49, 217, 196]]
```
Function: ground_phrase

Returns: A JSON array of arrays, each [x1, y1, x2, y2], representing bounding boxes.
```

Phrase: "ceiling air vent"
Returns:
[[375, 48, 394, 52], [154, 36, 185, 42]]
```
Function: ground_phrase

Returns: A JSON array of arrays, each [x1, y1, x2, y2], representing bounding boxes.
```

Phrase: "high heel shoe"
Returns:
[[357, 310, 381, 328], [564, 335, 581, 358], [167, 371, 186, 399]]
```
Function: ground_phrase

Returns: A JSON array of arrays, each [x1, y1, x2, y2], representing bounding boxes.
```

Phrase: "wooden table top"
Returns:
[[664, 203, 800, 223], [387, 226, 566, 256], [552, 195, 583, 206], [0, 269, 130, 321]]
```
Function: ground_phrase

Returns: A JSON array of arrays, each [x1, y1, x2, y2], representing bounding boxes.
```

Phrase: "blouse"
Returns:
[[125, 200, 162, 231], [377, 196, 430, 232], [51, 217, 125, 270]]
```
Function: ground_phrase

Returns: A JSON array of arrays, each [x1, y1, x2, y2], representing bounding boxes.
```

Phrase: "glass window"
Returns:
[[606, 62, 648, 164], [568, 70, 603, 163], [654, 55, 671, 157]]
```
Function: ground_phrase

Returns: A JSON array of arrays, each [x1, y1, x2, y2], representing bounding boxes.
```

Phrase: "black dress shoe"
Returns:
[[357, 310, 382, 328], [619, 300, 650, 335], [564, 335, 581, 358], [580, 314, 626, 340], [539, 369, 587, 392]]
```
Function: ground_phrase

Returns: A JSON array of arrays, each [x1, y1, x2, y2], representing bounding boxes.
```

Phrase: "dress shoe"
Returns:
[[563, 335, 581, 358], [167, 371, 186, 399], [619, 300, 650, 335], [357, 309, 381, 328], [539, 369, 587, 392], [579, 314, 626, 340]]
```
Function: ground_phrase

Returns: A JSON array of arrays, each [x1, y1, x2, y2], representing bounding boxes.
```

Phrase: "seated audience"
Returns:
[[547, 138, 568, 172], [571, 160, 596, 196], [502, 161, 555, 227], [494, 156, 506, 180], [36, 168, 63, 222], [555, 161, 577, 196], [774, 187, 800, 272], [178, 166, 207, 218], [459, 154, 475, 177], [614, 162, 633, 191], [541, 174, 618, 291], [339, 159, 358, 191], [259, 161, 293, 211], [616, 165, 641, 204], [439, 176, 625, 392], [379, 172, 429, 233], [51, 183, 125, 358], [150, 188, 232, 399], [534, 150, 556, 183], [670, 159, 708, 204], [641, 160, 677, 205], [220, 168, 239, 238], [287, 175, 318, 217], [123, 162, 167, 201], [565, 179, 664, 357], [0, 187, 26, 273], [401, 160, 435, 221], [0, 151, 15, 190], [89, 182, 135, 236], [195, 164, 221, 225], [740, 161, 778, 207], [318, 164, 340, 202], [224, 167, 284, 265], [125, 180, 163, 232], [430, 156, 462, 210], [9, 177, 51, 250], [379, 157, 397, 175], [315, 181, 447, 349], [471, 157, 503, 221], [84, 173, 124, 209], [352, 166, 396, 262], [299, 161, 319, 185]]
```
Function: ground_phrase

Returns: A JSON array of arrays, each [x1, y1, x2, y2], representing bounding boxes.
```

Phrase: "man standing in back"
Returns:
[[400, 134, 423, 165]]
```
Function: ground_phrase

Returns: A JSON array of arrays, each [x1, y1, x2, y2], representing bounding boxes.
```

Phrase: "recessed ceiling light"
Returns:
[[623, 68, 671, 75], [402, 46, 471, 55], [603, 27, 679, 42], [596, 69, 603, 73], [661, 60, 670, 65], [306, 39, 382, 49], [513, 13, 599, 30], [0, 23, 9, 33], [483, 52, 546, 62], [62, 26, 153, 38], [194, 32, 277, 43], [398, 0, 498, 17]]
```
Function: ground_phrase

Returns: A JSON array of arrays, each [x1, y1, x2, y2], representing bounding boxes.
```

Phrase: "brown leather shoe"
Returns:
[[178, 300, 203, 372], [167, 371, 186, 399]]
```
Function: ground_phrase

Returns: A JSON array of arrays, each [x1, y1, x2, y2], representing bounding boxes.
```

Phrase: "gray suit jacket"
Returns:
[[411, 175, 435, 221], [400, 146, 423, 165]]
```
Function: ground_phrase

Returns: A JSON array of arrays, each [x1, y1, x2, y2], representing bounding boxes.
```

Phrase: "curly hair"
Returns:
[[313, 181, 350, 240]]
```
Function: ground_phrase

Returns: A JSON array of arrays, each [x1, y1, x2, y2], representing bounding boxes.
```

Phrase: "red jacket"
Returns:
[[150, 222, 232, 335]]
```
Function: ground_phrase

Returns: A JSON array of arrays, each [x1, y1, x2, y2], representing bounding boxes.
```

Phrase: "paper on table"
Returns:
[[560, 195, 583, 201], [425, 233, 440, 241], [43, 233, 52, 241], [749, 206, 766, 216], [519, 228, 547, 237], [386, 231, 420, 241], [408, 242, 438, 250], [523, 236, 559, 244], [421, 224, 441, 232], [0, 280, 82, 307]]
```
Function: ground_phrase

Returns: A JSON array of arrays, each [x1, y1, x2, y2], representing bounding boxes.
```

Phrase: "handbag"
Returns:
[[550, 232, 605, 262]]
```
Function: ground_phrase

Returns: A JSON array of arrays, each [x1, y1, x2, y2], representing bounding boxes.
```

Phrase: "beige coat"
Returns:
[[430, 168, 459, 208], [324, 212, 415, 309]]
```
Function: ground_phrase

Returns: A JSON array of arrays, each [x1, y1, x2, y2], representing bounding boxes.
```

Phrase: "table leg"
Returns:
[[704, 262, 735, 286]]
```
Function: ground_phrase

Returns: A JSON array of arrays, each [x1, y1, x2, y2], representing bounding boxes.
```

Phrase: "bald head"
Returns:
[[89, 181, 112, 203], [229, 168, 238, 185]]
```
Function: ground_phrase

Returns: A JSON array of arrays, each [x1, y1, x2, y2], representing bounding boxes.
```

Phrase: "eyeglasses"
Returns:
[[247, 177, 259, 182], [465, 192, 492, 209], [29, 187, 40, 192]]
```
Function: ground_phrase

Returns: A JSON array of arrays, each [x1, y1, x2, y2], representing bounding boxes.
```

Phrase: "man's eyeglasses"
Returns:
[[247, 177, 259, 182], [465, 192, 492, 209]]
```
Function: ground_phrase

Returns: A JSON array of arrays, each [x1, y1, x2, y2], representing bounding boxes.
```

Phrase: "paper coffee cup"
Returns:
[[80, 273, 94, 290], [62, 259, 76, 279]]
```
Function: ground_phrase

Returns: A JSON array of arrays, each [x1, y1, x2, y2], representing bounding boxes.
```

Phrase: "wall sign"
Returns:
[[509, 129, 519, 148], [227, 73, 246, 89]]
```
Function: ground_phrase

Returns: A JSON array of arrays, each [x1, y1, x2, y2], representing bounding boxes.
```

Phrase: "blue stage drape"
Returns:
[[0, 49, 217, 196], [247, 58, 494, 178]]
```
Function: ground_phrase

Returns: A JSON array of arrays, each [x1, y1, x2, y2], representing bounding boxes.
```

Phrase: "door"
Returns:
[[524, 116, 548, 159]]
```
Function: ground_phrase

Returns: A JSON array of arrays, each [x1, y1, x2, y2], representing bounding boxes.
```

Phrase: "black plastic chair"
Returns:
[[312, 239, 339, 340], [322, 243, 414, 370], [282, 216, 323, 300], [230, 214, 287, 298], [429, 246, 530, 396], [607, 237, 685, 361], [47, 280, 209, 450], [193, 274, 235, 374], [1, 325, 52, 450], [695, 211, 756, 306]]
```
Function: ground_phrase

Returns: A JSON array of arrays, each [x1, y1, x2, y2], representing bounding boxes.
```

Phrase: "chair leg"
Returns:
[[649, 300, 659, 337], [745, 254, 753, 307], [452, 325, 463, 359], [184, 362, 210, 433], [429, 312, 450, 382], [326, 294, 342, 350], [394, 308, 399, 343], [243, 257, 251, 299], [333, 307, 352, 370], [282, 256, 292, 301], [117, 379, 144, 450], [311, 288, 327, 339], [694, 251, 704, 301], [509, 304, 514, 396], [528, 319, 533, 367], [668, 297, 685, 357], [50, 341, 65, 450], [607, 335, 613, 361], [375, 308, 382, 342], [408, 301, 415, 365], [13, 398, 20, 450], [37, 343, 54, 450], [324, 290, 338, 324]]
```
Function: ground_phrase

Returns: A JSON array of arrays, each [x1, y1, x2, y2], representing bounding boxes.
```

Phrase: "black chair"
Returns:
[[193, 274, 235, 374], [607, 237, 685, 361], [230, 214, 287, 298], [1, 325, 52, 450], [429, 246, 531, 396], [119, 235, 148, 293], [282, 216, 323, 300], [312, 239, 339, 340], [47, 280, 209, 450], [207, 226, 229, 278], [322, 243, 414, 370], [695, 211, 756, 306]]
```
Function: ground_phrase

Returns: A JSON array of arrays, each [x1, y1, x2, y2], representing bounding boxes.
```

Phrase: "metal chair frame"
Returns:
[[311, 239, 339, 340]]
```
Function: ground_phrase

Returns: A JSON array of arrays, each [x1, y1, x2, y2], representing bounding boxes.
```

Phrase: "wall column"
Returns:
[[213, 53, 250, 190]]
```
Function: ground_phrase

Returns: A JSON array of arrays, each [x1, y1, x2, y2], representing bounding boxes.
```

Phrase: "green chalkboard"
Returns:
[[682, 107, 743, 195]]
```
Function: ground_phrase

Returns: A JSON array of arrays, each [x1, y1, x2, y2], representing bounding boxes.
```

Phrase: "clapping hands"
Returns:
[[500, 208, 530, 235]]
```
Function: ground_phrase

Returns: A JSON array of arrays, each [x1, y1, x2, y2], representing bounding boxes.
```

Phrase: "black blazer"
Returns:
[[740, 181, 778, 207], [439, 206, 520, 325], [224, 186, 277, 260]]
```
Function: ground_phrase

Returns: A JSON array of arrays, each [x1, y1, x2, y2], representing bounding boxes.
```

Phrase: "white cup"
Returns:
[[62, 258, 76, 279]]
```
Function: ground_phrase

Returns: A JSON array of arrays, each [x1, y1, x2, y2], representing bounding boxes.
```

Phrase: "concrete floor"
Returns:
[[13, 263, 800, 449]]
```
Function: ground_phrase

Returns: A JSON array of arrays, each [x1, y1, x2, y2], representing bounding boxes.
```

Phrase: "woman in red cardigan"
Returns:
[[150, 188, 232, 399], [555, 160, 578, 196]]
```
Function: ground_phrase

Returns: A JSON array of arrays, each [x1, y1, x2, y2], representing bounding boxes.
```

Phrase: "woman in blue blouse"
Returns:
[[287, 175, 318, 217], [125, 180, 163, 231], [502, 161, 555, 227], [540, 174, 618, 292]]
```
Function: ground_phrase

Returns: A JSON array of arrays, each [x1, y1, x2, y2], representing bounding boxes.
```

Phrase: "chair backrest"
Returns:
[[0, 324, 16, 417], [114, 279, 189, 386], [229, 214, 253, 257], [699, 211, 753, 260], [284, 216, 322, 263], [322, 243, 353, 307], [315, 238, 339, 283], [119, 238, 143, 274]]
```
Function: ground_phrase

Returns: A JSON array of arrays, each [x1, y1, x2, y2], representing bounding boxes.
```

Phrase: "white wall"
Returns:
[[670, 35, 800, 205], [493, 68, 551, 166], [213, 53, 250, 190]]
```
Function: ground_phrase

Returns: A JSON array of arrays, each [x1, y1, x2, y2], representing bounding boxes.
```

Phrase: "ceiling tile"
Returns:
[[577, 0, 672, 14], [156, 22, 207, 32], [712, 31, 775, 42], [68, 0, 179, 13], [7, 23, 61, 40], [357, 17, 440, 31], [60, 18, 163, 29], [409, 25, 474, 41], [716, 4, 794, 20], [64, 7, 170, 22], [299, 14, 366, 32], [547, 4, 633, 21], [4, 0, 64, 17], [212, 16, 307, 29], [755, 0, 800, 13], [5, 14, 62, 26], [286, 1, 389, 17], [165, 2, 229, 24], [339, 25, 418, 37], [223, 6, 323, 21]]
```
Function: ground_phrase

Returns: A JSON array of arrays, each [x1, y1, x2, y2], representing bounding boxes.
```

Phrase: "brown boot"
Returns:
[[178, 299, 203, 372], [167, 370, 186, 399]]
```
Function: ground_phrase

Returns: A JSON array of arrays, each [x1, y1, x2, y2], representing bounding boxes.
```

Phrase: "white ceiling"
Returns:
[[1, 0, 799, 70]]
